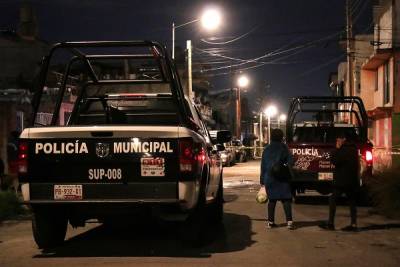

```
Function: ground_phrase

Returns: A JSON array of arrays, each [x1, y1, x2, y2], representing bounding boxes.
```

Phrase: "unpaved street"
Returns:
[[1, 160, 399, 267]]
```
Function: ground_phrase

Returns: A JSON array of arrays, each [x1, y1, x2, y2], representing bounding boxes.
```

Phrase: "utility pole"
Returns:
[[172, 23, 175, 59], [236, 86, 241, 139], [259, 112, 263, 151], [230, 67, 235, 137], [186, 40, 192, 99], [253, 122, 258, 158], [346, 0, 354, 96]]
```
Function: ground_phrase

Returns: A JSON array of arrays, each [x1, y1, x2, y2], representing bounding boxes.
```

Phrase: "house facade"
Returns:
[[360, 0, 400, 169]]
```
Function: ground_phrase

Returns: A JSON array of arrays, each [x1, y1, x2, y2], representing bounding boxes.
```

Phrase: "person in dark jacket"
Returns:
[[320, 132, 359, 231], [260, 128, 294, 229]]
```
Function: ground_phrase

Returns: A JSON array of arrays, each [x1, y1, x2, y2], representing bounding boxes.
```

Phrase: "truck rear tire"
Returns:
[[208, 177, 224, 224], [180, 178, 209, 246], [32, 208, 68, 249]]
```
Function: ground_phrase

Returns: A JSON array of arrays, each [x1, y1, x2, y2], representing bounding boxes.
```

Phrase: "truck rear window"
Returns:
[[32, 43, 183, 127], [293, 126, 360, 143], [70, 94, 179, 126]]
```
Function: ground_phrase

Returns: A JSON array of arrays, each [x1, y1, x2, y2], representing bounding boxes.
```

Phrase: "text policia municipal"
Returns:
[[34, 141, 174, 154]]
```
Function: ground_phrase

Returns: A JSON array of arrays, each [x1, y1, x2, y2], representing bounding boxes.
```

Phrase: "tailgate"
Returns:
[[26, 137, 179, 182], [289, 144, 335, 181], [20, 126, 181, 201]]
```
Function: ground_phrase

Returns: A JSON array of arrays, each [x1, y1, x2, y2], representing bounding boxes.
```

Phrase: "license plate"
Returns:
[[54, 185, 83, 200], [318, 172, 333, 181], [141, 157, 165, 176]]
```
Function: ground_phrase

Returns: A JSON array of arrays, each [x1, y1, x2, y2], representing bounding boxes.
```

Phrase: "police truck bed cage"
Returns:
[[31, 40, 187, 127], [286, 96, 369, 141]]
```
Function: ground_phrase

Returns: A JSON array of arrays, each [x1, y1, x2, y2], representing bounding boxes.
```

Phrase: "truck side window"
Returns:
[[184, 99, 203, 135]]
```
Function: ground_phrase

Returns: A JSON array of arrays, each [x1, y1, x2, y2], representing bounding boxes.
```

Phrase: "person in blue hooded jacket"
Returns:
[[260, 128, 294, 229]]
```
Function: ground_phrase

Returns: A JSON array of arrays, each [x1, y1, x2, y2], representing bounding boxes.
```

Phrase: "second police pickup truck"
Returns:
[[18, 41, 231, 248], [286, 97, 373, 196]]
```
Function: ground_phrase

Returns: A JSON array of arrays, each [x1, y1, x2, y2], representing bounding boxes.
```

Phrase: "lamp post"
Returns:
[[236, 74, 249, 139], [278, 114, 287, 129], [172, 8, 221, 59], [253, 122, 258, 157], [264, 105, 278, 144], [259, 112, 263, 154], [171, 8, 221, 99]]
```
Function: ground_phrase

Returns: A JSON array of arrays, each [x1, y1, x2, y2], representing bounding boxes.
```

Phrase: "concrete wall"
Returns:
[[360, 69, 375, 111], [372, 116, 393, 170], [354, 34, 374, 97], [394, 53, 400, 113], [377, 4, 393, 49], [396, 0, 400, 46], [369, 56, 395, 109], [392, 113, 400, 167]]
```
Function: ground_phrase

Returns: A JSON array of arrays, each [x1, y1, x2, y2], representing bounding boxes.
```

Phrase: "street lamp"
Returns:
[[236, 74, 249, 139], [264, 105, 278, 144], [171, 8, 222, 99], [237, 75, 249, 88], [201, 8, 222, 30], [172, 7, 222, 59]]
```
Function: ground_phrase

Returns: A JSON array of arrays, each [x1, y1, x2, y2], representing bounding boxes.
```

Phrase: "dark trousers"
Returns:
[[268, 199, 293, 222], [329, 187, 358, 225]]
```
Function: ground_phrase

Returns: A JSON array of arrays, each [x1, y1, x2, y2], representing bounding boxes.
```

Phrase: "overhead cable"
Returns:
[[197, 30, 343, 72], [200, 26, 259, 45]]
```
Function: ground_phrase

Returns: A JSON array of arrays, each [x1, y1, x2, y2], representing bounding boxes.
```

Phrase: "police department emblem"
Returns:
[[95, 143, 110, 158]]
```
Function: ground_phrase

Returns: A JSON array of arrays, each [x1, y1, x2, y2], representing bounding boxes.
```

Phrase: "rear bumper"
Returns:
[[292, 167, 371, 187], [21, 181, 199, 211], [291, 171, 333, 188]]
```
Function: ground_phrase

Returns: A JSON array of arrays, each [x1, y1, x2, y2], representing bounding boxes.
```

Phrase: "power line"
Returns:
[[353, 0, 371, 25], [202, 47, 339, 77], [200, 25, 259, 45], [197, 30, 343, 73], [297, 54, 345, 77], [351, 0, 363, 15]]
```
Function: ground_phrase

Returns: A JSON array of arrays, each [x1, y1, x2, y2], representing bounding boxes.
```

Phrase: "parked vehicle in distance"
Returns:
[[209, 131, 236, 167], [286, 96, 373, 196], [18, 41, 231, 249], [231, 139, 247, 162], [219, 145, 235, 167]]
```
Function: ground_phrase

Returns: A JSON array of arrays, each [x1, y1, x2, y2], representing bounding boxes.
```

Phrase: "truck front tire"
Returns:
[[32, 208, 68, 249]]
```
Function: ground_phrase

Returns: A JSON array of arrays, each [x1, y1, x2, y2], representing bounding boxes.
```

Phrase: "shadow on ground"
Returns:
[[358, 223, 400, 232], [34, 212, 255, 258], [223, 192, 239, 203], [294, 195, 357, 206]]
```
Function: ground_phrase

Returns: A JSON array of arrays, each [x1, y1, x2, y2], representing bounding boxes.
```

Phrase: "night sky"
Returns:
[[0, 0, 373, 114]]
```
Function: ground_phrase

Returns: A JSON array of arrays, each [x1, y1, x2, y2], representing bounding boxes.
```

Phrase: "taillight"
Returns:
[[179, 139, 205, 173], [365, 150, 373, 163], [180, 139, 194, 172], [18, 141, 28, 174]]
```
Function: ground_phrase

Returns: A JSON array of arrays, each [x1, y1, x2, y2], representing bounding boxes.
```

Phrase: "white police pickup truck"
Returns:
[[18, 41, 231, 248]]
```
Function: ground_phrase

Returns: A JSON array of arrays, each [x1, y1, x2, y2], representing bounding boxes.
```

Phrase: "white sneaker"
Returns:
[[287, 221, 294, 230], [267, 221, 277, 229]]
